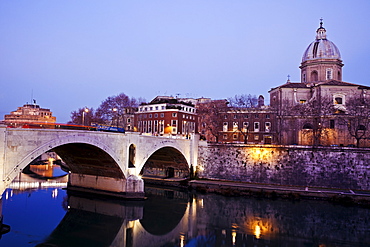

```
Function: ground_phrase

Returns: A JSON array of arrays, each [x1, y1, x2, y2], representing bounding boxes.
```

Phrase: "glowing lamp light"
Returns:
[[255, 225, 261, 239]]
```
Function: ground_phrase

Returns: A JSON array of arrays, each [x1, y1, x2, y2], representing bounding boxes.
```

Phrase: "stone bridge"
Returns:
[[0, 125, 199, 198]]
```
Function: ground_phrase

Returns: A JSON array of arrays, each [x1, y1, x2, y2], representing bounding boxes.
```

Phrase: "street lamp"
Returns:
[[82, 108, 89, 125], [112, 108, 118, 127]]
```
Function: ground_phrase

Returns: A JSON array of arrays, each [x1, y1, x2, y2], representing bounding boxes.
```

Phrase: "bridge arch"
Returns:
[[7, 134, 125, 189], [138, 146, 190, 179]]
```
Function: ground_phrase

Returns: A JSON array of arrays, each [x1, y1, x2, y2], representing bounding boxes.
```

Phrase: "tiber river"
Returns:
[[0, 166, 370, 247]]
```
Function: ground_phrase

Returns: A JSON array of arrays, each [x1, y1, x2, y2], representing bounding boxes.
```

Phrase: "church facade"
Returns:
[[269, 21, 370, 147]]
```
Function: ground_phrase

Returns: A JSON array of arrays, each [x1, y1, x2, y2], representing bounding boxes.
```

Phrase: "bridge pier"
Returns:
[[68, 173, 145, 199]]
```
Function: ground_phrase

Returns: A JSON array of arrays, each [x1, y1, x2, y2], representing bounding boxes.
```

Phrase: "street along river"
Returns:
[[1, 176, 370, 246]]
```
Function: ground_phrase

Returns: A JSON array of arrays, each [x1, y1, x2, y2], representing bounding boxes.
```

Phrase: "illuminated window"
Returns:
[[265, 122, 271, 132], [254, 122, 260, 132], [223, 122, 228, 132], [243, 122, 249, 131], [300, 100, 306, 104], [233, 122, 238, 131]]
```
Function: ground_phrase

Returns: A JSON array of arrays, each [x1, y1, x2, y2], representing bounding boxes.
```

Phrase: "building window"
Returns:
[[149, 114, 152, 118], [154, 113, 158, 118], [311, 71, 318, 81], [326, 68, 333, 80], [330, 120, 335, 129], [160, 113, 164, 117], [223, 134, 228, 140], [233, 134, 238, 140], [265, 114, 270, 119], [335, 97, 343, 104], [127, 118, 131, 123], [254, 122, 260, 132], [234, 115, 237, 119], [172, 113, 177, 117], [224, 115, 228, 119], [255, 114, 259, 118], [303, 123, 313, 129], [233, 122, 238, 131], [243, 122, 249, 131], [223, 122, 228, 132], [265, 122, 271, 132], [254, 135, 259, 141], [300, 100, 306, 104], [244, 114, 248, 119], [172, 120, 177, 126], [155, 106, 158, 110]]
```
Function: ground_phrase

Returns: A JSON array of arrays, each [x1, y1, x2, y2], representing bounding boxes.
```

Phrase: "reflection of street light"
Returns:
[[82, 108, 89, 125]]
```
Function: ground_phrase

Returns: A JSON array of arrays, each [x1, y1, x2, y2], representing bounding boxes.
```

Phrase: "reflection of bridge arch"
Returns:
[[37, 187, 196, 247], [139, 186, 189, 235]]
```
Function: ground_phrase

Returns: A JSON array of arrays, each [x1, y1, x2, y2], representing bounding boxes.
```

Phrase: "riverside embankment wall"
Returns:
[[197, 142, 370, 191]]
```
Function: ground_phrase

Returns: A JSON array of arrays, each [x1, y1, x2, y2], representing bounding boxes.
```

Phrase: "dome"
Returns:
[[302, 21, 341, 62]]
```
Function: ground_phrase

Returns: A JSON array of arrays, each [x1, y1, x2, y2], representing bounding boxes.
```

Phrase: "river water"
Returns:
[[1, 175, 370, 246]]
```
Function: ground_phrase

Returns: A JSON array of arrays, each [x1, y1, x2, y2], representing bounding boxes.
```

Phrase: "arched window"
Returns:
[[129, 144, 136, 168], [311, 71, 318, 82], [303, 123, 313, 129], [358, 125, 366, 131]]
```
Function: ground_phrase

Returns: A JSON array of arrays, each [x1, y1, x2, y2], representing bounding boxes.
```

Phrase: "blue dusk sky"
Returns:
[[1, 0, 370, 123]]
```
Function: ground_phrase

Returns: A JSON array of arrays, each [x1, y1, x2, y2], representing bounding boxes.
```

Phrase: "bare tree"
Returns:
[[95, 93, 143, 127], [226, 94, 259, 144], [197, 100, 229, 142], [336, 97, 370, 147], [227, 94, 258, 108], [68, 107, 98, 126], [284, 96, 335, 146]]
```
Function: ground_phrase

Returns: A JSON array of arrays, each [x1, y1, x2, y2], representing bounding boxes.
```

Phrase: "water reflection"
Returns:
[[1, 181, 370, 246]]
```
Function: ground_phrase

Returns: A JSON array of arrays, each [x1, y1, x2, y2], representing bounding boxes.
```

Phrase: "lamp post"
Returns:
[[82, 108, 89, 126], [112, 108, 118, 127]]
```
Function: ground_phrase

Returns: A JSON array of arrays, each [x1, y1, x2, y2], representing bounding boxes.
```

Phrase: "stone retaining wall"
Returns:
[[197, 143, 370, 190]]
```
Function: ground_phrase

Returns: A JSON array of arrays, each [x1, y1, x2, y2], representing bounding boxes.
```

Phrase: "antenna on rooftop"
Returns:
[[287, 74, 291, 83]]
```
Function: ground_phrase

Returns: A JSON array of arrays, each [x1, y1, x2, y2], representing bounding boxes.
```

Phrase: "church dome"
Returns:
[[302, 21, 341, 62]]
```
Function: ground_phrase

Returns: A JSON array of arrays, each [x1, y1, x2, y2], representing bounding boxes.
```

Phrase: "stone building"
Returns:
[[3, 101, 56, 127], [135, 96, 198, 137], [269, 20, 370, 147], [218, 96, 277, 144]]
